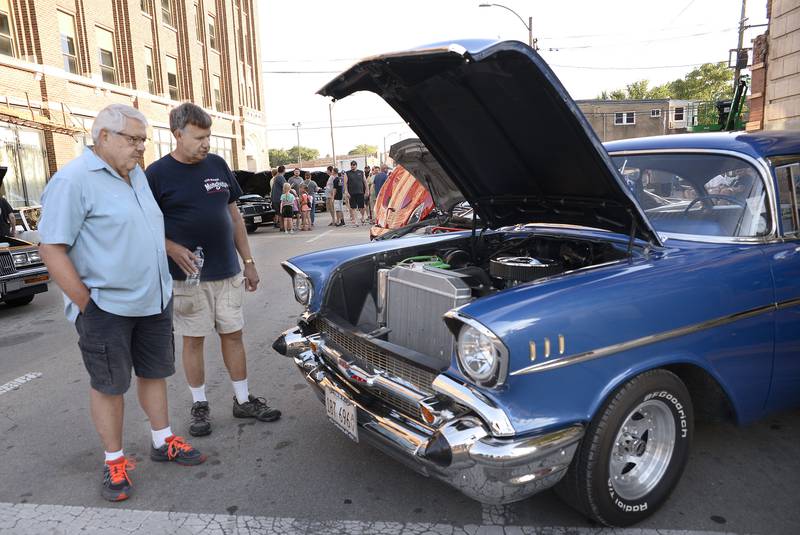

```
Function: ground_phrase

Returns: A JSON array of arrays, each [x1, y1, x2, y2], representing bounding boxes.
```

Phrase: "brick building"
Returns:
[[0, 0, 267, 208], [747, 0, 800, 131], [575, 99, 699, 142]]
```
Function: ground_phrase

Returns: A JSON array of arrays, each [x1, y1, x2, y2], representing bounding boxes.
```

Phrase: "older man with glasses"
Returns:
[[38, 104, 206, 503]]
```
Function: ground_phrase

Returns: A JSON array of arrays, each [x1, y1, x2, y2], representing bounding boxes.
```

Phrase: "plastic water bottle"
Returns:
[[186, 246, 204, 286]]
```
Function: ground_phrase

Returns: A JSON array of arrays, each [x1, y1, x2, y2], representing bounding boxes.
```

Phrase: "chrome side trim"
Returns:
[[777, 297, 800, 311], [512, 302, 777, 376], [444, 310, 510, 387], [607, 148, 779, 244], [432, 374, 515, 437]]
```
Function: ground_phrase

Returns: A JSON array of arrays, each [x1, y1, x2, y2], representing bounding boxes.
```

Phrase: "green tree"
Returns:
[[597, 62, 734, 101], [269, 146, 319, 166], [667, 62, 733, 101], [348, 144, 378, 156]]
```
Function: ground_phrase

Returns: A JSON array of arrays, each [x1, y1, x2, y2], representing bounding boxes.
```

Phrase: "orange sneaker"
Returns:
[[102, 457, 135, 502], [150, 435, 206, 465]]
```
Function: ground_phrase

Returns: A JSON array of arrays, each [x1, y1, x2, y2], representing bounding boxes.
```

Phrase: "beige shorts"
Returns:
[[172, 275, 245, 337]]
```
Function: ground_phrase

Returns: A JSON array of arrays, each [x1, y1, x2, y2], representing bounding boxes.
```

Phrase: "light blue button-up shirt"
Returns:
[[39, 148, 172, 322]]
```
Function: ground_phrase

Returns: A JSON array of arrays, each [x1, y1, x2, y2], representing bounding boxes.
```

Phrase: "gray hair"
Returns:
[[169, 102, 212, 132], [91, 104, 148, 144]]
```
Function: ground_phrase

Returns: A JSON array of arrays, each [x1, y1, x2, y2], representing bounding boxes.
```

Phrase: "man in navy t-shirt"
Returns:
[[146, 103, 280, 438]]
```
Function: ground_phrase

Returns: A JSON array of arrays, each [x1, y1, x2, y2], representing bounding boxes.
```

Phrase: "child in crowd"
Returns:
[[280, 182, 296, 234], [291, 186, 300, 231], [299, 184, 312, 231]]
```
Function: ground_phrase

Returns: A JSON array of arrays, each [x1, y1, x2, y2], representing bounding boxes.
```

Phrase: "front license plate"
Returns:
[[325, 387, 358, 442], [253, 216, 262, 223]]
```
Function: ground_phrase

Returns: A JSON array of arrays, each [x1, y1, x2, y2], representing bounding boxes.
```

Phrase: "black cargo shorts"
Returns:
[[75, 299, 175, 395]]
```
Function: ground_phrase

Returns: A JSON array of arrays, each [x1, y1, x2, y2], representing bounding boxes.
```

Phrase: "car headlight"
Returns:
[[457, 325, 499, 382], [292, 273, 313, 305], [27, 251, 41, 263], [12, 253, 29, 267], [446, 313, 509, 388]]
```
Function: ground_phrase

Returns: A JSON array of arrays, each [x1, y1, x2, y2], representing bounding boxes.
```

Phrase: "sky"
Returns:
[[257, 0, 768, 161]]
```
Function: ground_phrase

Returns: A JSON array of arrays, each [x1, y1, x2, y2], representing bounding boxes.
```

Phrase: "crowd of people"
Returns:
[[269, 161, 389, 232]]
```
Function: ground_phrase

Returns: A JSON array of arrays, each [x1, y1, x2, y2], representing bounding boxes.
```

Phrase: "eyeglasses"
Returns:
[[113, 131, 148, 146]]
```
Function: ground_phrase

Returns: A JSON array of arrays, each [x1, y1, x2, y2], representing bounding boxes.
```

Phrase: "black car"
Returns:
[[237, 194, 274, 233], [234, 170, 276, 233]]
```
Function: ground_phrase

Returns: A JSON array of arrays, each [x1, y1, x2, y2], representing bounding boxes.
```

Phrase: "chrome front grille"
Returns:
[[0, 253, 14, 276], [313, 317, 438, 417]]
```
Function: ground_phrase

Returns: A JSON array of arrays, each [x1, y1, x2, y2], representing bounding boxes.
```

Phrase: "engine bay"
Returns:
[[321, 232, 629, 361]]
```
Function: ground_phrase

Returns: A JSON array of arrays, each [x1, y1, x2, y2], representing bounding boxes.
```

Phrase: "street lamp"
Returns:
[[478, 3, 536, 50], [291, 122, 301, 166]]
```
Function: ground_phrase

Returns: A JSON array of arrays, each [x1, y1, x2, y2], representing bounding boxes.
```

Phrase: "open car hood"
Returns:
[[319, 40, 660, 245], [389, 138, 464, 214]]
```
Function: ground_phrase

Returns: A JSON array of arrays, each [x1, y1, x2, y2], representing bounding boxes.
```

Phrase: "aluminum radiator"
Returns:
[[385, 263, 472, 366]]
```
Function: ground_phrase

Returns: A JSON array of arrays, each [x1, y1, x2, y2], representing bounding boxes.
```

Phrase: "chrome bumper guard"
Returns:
[[274, 327, 584, 504]]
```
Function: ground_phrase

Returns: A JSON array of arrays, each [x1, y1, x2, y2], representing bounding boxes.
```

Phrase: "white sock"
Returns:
[[190, 384, 207, 403], [232, 379, 249, 404], [104, 449, 124, 463], [151, 426, 173, 448]]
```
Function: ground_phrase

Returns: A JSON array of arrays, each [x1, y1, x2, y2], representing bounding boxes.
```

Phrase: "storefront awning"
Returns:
[[0, 105, 84, 136]]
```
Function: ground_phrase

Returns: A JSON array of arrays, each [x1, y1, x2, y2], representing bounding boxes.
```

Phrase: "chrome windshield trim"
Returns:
[[432, 374, 515, 437], [607, 148, 779, 244], [512, 302, 778, 376]]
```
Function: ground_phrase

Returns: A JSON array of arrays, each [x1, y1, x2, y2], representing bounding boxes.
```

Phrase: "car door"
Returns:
[[765, 160, 800, 412]]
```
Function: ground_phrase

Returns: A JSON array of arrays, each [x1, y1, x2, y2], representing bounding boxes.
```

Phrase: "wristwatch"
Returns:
[[243, 258, 255, 265]]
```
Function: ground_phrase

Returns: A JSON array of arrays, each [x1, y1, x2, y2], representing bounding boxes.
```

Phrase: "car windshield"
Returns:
[[610, 153, 769, 239]]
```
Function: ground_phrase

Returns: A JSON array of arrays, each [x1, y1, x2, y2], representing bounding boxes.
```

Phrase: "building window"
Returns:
[[208, 15, 217, 51], [650, 109, 661, 118], [95, 27, 116, 84], [165, 55, 178, 100], [212, 74, 222, 111], [674, 107, 685, 121], [194, 3, 203, 42], [614, 111, 635, 125], [141, 0, 152, 16], [153, 127, 174, 160], [0, 0, 15, 57], [144, 46, 156, 94], [58, 12, 79, 74], [161, 0, 173, 27], [200, 67, 208, 107], [210, 135, 232, 166]]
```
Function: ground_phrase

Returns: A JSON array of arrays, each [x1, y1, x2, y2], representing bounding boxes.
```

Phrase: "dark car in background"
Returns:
[[0, 236, 49, 306], [234, 170, 275, 233]]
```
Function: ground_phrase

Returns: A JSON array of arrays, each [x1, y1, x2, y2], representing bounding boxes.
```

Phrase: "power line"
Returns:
[[550, 61, 719, 71], [266, 121, 406, 132]]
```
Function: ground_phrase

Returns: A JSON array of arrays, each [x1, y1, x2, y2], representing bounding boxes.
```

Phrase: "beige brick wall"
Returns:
[[0, 0, 267, 197], [576, 100, 683, 142], [765, 0, 800, 130]]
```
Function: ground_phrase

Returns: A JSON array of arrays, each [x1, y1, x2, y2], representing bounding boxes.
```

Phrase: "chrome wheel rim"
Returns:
[[609, 399, 675, 501]]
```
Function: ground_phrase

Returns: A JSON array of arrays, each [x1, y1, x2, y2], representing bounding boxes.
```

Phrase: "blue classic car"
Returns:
[[273, 40, 800, 526]]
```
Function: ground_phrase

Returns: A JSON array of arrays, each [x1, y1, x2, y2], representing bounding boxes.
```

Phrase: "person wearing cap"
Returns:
[[344, 160, 367, 226]]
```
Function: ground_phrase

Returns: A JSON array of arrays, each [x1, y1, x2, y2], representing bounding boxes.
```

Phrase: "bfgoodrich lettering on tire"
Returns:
[[555, 369, 693, 526]]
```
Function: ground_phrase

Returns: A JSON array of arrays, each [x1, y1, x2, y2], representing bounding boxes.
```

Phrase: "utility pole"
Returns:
[[733, 0, 747, 90], [328, 103, 336, 168], [292, 122, 301, 167]]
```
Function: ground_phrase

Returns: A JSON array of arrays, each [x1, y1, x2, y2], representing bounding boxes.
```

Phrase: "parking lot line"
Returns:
[[0, 372, 42, 396], [0, 502, 746, 535], [306, 229, 333, 243]]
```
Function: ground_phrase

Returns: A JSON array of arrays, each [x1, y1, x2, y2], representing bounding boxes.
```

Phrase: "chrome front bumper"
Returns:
[[274, 326, 584, 505]]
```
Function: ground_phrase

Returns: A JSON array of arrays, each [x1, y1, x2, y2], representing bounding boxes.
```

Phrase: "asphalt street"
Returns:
[[0, 217, 798, 534]]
